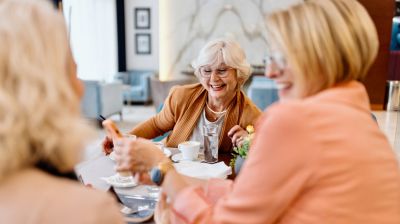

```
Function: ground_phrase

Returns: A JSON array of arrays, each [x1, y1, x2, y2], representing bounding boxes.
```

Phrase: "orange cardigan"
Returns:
[[129, 83, 262, 153]]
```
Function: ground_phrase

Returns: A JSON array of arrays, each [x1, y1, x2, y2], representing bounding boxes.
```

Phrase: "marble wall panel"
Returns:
[[159, 0, 301, 80]]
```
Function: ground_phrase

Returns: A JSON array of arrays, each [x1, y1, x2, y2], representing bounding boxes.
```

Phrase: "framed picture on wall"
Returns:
[[135, 33, 151, 54], [134, 8, 151, 29]]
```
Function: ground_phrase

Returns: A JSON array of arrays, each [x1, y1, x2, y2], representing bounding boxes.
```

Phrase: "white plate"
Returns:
[[101, 174, 138, 188], [171, 153, 202, 163]]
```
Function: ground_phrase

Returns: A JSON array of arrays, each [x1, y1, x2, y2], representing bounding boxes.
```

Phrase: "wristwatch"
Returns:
[[150, 159, 174, 186]]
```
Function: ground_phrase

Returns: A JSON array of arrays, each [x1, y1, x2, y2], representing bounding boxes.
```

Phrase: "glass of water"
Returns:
[[203, 124, 219, 163]]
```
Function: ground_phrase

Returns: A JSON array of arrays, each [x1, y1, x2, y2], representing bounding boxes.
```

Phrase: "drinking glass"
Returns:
[[203, 124, 219, 163], [114, 134, 136, 182]]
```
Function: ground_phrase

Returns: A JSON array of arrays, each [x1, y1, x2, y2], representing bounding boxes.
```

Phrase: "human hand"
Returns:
[[102, 136, 114, 155], [154, 192, 171, 224], [133, 172, 154, 185], [227, 125, 248, 147], [114, 138, 167, 174]]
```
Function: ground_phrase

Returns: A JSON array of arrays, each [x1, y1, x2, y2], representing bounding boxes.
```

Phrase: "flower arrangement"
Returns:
[[229, 125, 255, 169]]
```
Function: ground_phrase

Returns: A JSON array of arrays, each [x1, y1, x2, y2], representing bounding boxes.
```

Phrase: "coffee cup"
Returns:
[[178, 141, 200, 161]]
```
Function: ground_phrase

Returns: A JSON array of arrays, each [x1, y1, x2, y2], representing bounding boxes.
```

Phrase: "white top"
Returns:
[[188, 108, 225, 153]]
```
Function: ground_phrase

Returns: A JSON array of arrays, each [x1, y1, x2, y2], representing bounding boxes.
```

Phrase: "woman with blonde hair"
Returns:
[[0, 0, 124, 223], [115, 0, 400, 223]]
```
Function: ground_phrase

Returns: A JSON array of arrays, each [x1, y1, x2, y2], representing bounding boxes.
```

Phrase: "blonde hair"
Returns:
[[266, 0, 379, 96], [0, 0, 94, 181], [191, 38, 251, 87]]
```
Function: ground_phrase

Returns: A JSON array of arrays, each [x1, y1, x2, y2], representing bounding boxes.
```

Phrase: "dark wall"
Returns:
[[116, 0, 126, 72], [359, 0, 395, 106]]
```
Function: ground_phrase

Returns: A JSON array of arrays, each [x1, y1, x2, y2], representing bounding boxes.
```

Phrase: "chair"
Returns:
[[247, 76, 279, 110], [81, 80, 124, 121], [115, 70, 155, 104], [152, 103, 170, 142]]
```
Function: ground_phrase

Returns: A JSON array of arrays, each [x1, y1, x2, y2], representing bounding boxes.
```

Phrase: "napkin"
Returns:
[[173, 161, 232, 179]]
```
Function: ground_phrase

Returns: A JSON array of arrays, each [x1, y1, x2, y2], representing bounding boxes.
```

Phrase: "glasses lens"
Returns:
[[200, 67, 232, 78]]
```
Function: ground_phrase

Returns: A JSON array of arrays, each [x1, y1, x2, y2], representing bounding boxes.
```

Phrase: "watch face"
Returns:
[[150, 167, 163, 186]]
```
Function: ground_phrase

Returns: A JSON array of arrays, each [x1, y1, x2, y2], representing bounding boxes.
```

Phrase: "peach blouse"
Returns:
[[171, 81, 400, 223]]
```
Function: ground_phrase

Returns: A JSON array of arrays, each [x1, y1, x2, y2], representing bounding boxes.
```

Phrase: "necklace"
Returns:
[[206, 102, 227, 115]]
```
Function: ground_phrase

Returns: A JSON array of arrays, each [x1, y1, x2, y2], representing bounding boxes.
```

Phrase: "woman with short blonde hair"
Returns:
[[266, 0, 378, 98], [0, 0, 124, 223]]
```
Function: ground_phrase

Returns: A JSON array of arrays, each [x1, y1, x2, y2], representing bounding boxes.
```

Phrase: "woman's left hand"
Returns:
[[114, 138, 166, 174], [228, 125, 248, 147]]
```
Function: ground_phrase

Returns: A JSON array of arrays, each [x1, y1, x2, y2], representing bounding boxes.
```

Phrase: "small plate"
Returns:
[[101, 174, 138, 188], [171, 153, 202, 163]]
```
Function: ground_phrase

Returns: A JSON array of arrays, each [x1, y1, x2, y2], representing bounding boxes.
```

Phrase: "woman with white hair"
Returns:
[[115, 0, 400, 223], [103, 38, 262, 161], [0, 0, 124, 223]]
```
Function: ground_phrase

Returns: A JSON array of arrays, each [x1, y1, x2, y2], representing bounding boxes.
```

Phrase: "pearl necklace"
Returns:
[[206, 103, 227, 115]]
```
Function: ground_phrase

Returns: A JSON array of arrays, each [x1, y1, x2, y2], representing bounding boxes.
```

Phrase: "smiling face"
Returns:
[[264, 49, 307, 100], [199, 63, 239, 102]]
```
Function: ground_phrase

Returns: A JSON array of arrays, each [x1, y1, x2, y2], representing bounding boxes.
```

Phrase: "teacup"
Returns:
[[178, 141, 200, 161]]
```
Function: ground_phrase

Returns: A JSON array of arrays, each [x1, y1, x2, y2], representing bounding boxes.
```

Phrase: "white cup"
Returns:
[[178, 141, 200, 161]]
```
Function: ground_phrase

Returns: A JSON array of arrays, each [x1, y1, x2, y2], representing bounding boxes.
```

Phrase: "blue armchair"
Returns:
[[115, 70, 155, 104], [81, 80, 124, 120], [247, 76, 279, 110]]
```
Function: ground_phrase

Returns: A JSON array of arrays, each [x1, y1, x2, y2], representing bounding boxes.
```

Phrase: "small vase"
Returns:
[[234, 156, 245, 174]]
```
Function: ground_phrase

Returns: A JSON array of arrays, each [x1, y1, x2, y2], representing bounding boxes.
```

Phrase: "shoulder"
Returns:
[[26, 170, 124, 223], [166, 83, 205, 108], [169, 83, 203, 96], [0, 169, 124, 223]]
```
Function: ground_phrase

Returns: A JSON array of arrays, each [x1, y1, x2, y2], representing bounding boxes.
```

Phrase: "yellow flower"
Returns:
[[246, 125, 254, 134]]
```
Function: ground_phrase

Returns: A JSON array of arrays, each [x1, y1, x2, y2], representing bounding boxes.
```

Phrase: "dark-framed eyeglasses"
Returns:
[[199, 66, 235, 78]]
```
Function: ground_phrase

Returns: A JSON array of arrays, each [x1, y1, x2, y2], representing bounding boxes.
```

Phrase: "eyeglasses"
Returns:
[[265, 51, 287, 71], [199, 66, 234, 78]]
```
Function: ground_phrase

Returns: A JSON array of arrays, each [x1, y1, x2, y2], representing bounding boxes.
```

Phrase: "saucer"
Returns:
[[171, 153, 202, 163], [101, 174, 138, 188]]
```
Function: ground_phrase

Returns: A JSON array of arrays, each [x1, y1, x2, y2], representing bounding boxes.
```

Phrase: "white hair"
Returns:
[[192, 38, 251, 86]]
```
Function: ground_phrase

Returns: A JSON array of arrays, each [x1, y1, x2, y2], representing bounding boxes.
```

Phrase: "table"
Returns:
[[75, 147, 232, 223], [75, 155, 156, 223]]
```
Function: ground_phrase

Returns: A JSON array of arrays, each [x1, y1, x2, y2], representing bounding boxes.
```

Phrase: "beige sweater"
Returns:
[[130, 83, 262, 154]]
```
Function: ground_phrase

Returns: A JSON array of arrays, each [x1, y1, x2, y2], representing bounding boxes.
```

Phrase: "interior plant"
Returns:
[[230, 125, 255, 173]]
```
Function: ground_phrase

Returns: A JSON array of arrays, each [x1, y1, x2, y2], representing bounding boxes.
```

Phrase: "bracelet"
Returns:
[[150, 159, 174, 186]]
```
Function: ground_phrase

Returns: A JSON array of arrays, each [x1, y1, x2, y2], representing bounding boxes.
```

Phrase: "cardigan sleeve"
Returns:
[[170, 103, 319, 224], [129, 86, 178, 139]]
